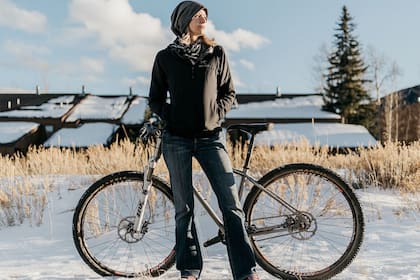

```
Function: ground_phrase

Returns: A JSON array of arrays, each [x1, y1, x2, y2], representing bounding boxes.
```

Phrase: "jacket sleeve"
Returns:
[[216, 46, 236, 119], [148, 51, 168, 119]]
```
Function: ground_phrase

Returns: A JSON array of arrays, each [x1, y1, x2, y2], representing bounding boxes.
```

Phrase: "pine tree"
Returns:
[[323, 6, 374, 127]]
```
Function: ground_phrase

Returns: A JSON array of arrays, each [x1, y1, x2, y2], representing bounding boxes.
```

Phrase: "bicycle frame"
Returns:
[[196, 166, 305, 245], [133, 128, 300, 242]]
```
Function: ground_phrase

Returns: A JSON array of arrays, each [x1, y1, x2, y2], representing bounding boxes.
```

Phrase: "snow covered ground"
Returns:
[[0, 174, 419, 280]]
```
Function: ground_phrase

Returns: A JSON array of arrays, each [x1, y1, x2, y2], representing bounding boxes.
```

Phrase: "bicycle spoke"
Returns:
[[73, 172, 176, 277], [245, 164, 363, 279]]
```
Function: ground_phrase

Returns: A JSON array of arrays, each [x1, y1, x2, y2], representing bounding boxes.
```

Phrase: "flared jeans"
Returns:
[[162, 130, 257, 280]]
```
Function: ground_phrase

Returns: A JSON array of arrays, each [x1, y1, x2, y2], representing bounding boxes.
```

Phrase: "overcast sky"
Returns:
[[0, 0, 419, 96]]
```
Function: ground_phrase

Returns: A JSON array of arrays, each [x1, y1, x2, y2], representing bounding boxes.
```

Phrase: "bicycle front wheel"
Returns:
[[72, 171, 176, 278], [244, 163, 364, 280]]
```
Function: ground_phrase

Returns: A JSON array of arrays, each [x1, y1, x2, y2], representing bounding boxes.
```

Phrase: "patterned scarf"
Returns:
[[169, 37, 210, 65]]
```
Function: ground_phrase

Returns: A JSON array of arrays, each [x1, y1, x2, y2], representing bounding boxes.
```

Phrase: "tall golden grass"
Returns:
[[1, 139, 419, 226], [0, 139, 419, 191]]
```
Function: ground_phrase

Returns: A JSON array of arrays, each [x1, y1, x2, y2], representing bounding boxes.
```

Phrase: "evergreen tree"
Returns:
[[323, 6, 374, 127]]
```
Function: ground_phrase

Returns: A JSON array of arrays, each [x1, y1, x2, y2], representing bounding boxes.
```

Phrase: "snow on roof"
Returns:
[[43, 123, 118, 148], [255, 122, 378, 148], [121, 96, 148, 125], [65, 95, 128, 122], [0, 95, 75, 119], [0, 122, 40, 144], [0, 94, 377, 149], [226, 95, 341, 120]]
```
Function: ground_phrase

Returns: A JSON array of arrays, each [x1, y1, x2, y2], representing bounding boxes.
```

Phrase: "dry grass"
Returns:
[[353, 141, 420, 192], [228, 139, 420, 193], [0, 177, 47, 227], [1, 139, 419, 227], [1, 139, 419, 191], [1, 140, 169, 177]]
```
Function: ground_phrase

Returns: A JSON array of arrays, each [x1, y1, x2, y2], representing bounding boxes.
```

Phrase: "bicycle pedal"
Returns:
[[203, 235, 221, 247]]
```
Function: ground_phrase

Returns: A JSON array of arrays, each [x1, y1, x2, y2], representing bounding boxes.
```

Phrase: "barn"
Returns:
[[0, 90, 378, 155]]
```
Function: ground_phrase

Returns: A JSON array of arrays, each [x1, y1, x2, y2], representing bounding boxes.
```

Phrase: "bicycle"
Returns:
[[73, 119, 364, 279]]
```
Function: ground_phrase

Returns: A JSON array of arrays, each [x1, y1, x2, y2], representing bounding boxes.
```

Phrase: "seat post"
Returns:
[[237, 132, 256, 199], [242, 132, 256, 170]]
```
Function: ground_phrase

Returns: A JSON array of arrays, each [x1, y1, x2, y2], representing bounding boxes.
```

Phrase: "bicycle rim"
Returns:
[[72, 171, 176, 278], [244, 164, 364, 280]]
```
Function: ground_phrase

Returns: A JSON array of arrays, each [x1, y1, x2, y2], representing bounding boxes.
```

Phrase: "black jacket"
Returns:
[[148, 44, 235, 138]]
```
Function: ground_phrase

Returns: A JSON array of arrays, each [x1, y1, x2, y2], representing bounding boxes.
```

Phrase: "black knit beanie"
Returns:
[[171, 1, 208, 38]]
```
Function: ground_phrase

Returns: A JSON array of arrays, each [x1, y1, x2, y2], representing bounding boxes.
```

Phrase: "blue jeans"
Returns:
[[162, 130, 257, 280]]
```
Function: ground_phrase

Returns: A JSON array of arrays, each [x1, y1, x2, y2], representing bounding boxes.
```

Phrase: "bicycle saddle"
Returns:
[[227, 123, 273, 135]]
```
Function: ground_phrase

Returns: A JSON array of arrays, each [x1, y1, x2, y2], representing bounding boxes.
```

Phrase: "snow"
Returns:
[[43, 123, 118, 147], [0, 95, 76, 119], [0, 94, 376, 148], [225, 96, 376, 147], [0, 174, 418, 279], [226, 96, 341, 120], [255, 123, 378, 148], [65, 95, 129, 122], [0, 122, 40, 144], [121, 96, 148, 125]]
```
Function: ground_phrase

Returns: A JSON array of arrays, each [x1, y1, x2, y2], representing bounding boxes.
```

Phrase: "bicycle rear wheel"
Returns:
[[244, 163, 364, 280], [72, 171, 176, 278]]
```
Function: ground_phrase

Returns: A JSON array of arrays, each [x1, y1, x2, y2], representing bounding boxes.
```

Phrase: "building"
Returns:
[[0, 91, 377, 155], [0, 91, 147, 154], [226, 93, 376, 149]]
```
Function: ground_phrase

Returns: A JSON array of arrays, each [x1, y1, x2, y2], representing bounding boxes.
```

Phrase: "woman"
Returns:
[[148, 1, 259, 280]]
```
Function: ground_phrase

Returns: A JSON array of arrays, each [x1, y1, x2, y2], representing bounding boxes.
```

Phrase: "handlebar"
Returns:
[[139, 115, 165, 144]]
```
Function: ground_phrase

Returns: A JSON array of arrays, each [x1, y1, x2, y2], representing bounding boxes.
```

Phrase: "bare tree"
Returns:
[[365, 46, 403, 141], [366, 45, 402, 104], [311, 43, 330, 94]]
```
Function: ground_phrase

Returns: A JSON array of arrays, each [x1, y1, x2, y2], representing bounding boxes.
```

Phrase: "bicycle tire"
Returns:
[[244, 163, 364, 280], [72, 171, 176, 278]]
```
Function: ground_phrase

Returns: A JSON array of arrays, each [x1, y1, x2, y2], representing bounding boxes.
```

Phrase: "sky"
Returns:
[[0, 0, 419, 97]]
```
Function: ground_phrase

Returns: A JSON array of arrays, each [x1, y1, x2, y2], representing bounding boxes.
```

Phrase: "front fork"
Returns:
[[133, 136, 162, 233]]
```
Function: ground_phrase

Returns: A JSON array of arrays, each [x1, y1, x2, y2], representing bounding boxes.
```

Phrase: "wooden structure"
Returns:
[[378, 85, 420, 142], [0, 92, 141, 155], [0, 90, 377, 155], [0, 122, 45, 155]]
